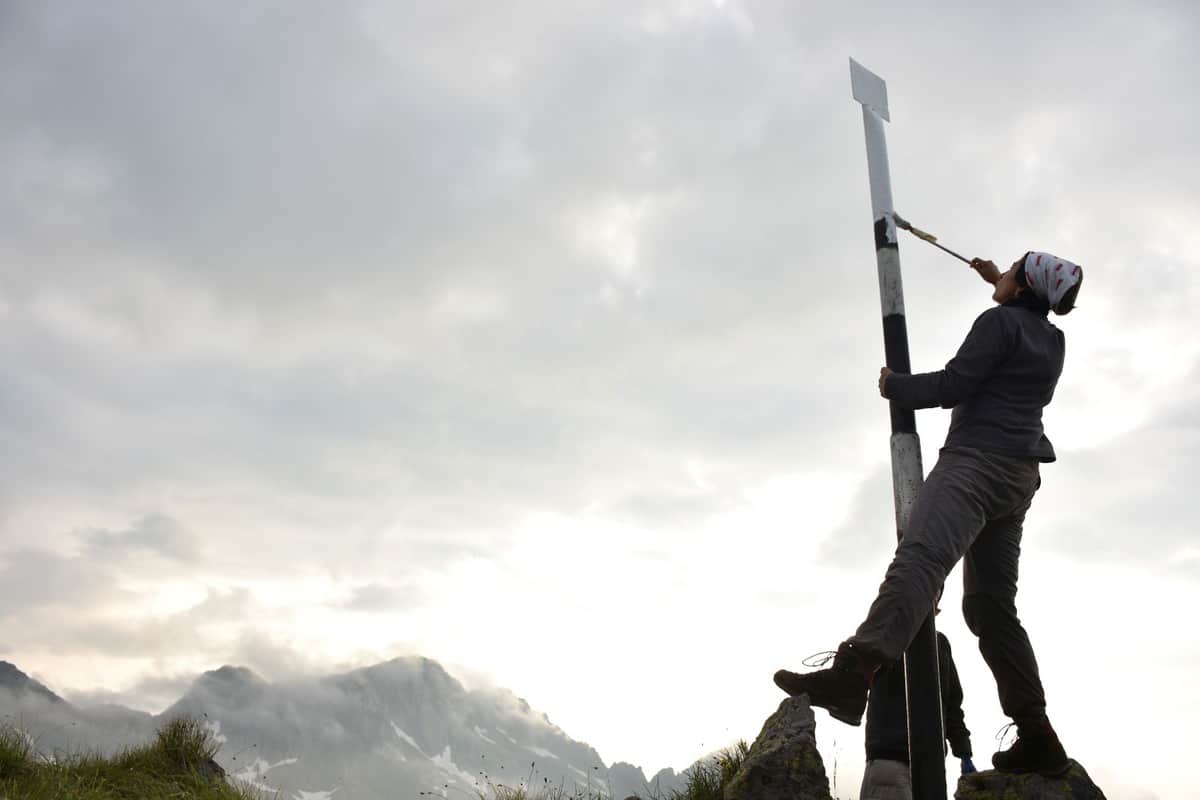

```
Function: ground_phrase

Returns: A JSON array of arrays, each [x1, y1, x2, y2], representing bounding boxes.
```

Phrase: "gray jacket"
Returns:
[[884, 303, 1065, 462]]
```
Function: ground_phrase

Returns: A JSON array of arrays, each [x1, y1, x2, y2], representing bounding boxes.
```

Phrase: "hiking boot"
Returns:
[[772, 642, 878, 726], [991, 719, 1069, 774]]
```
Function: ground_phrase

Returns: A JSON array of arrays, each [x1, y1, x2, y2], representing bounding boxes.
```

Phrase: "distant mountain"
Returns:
[[0, 657, 684, 800], [0, 661, 63, 704], [0, 660, 154, 756]]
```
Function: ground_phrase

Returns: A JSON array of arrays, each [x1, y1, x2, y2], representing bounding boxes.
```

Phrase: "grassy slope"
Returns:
[[0, 717, 266, 800]]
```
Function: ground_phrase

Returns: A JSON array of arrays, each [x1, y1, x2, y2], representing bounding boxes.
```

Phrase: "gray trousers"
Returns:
[[848, 446, 1049, 723], [859, 758, 911, 800]]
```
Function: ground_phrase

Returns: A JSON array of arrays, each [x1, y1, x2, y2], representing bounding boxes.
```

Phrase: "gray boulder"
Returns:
[[956, 760, 1107, 799], [723, 696, 831, 800]]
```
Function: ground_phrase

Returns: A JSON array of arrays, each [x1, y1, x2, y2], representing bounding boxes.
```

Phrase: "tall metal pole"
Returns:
[[849, 58, 946, 800]]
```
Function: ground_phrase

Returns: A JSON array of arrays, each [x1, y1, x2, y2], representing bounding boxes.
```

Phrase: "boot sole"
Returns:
[[773, 674, 863, 726], [826, 705, 864, 727]]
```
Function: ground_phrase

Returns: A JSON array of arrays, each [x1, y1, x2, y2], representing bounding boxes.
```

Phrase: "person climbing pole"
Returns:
[[773, 251, 1084, 774], [860, 600, 974, 800]]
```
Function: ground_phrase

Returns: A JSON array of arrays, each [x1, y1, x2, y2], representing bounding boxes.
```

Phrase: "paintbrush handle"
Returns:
[[931, 241, 971, 264]]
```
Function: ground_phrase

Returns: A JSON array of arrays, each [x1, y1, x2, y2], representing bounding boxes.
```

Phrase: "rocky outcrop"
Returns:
[[723, 696, 831, 800], [198, 756, 227, 783], [956, 760, 1107, 799]]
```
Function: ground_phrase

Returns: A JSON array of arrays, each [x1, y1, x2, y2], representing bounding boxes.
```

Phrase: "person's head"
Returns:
[[992, 258, 1029, 305], [994, 252, 1083, 315]]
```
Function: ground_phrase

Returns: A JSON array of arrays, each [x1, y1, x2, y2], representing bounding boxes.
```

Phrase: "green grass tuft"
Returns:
[[0, 716, 267, 800], [665, 742, 749, 800], [0, 725, 34, 781], [473, 776, 606, 800]]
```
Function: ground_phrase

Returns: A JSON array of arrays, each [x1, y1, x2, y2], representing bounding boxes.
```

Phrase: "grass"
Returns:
[[664, 742, 749, 800], [438, 742, 750, 800], [0, 717, 267, 800]]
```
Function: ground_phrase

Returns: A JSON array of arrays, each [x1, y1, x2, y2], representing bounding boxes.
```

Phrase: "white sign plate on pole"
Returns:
[[849, 58, 890, 122]]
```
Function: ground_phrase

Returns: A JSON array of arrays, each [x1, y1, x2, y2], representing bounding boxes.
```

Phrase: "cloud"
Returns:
[[81, 513, 202, 563], [0, 0, 898, 561], [817, 463, 896, 568], [65, 671, 196, 714], [1035, 371, 1200, 573], [222, 632, 342, 683], [0, 548, 129, 619], [337, 583, 424, 613], [72, 588, 255, 653]]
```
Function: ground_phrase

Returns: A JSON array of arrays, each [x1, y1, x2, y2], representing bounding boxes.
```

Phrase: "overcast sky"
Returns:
[[1, 2, 1197, 797]]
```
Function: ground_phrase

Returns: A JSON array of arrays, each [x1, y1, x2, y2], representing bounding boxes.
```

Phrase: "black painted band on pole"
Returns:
[[850, 58, 947, 800]]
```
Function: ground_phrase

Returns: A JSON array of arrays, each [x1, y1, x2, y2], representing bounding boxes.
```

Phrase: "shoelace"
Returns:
[[995, 722, 1018, 749], [801, 651, 837, 668]]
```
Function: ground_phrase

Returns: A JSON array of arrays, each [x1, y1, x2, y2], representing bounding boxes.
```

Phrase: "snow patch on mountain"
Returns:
[[232, 774, 274, 795], [202, 718, 228, 745], [390, 722, 425, 755], [431, 745, 477, 787], [231, 756, 300, 795], [495, 726, 518, 744], [526, 745, 559, 760], [295, 790, 339, 800], [474, 725, 497, 745]]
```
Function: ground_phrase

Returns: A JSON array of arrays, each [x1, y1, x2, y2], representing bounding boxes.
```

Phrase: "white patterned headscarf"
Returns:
[[1022, 252, 1083, 314]]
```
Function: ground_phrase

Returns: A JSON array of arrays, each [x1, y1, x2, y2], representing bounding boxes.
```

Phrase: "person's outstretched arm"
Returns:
[[879, 308, 1014, 409], [877, 255, 1013, 408]]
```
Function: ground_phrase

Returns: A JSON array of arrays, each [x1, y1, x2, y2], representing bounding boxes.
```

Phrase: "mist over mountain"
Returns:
[[0, 661, 62, 705], [0, 658, 683, 800]]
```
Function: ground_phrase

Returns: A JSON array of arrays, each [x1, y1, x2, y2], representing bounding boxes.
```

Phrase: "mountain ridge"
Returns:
[[0, 660, 64, 705], [0, 656, 684, 800]]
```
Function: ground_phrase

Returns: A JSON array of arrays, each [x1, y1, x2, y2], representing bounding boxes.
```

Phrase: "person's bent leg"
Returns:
[[775, 450, 992, 725], [847, 449, 991, 661], [774, 449, 1042, 727]]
